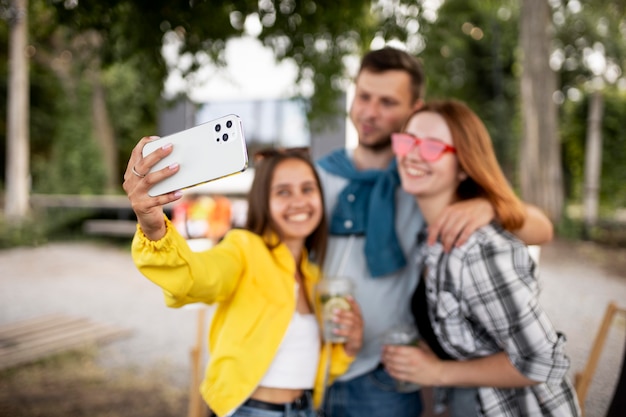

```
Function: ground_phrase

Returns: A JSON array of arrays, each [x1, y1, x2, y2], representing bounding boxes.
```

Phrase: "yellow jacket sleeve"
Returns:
[[132, 217, 246, 308]]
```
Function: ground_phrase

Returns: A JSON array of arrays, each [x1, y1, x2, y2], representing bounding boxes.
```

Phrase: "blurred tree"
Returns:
[[402, 0, 521, 178], [3, 0, 396, 212], [4, 0, 29, 221], [519, 0, 563, 222], [27, 21, 107, 194], [553, 0, 626, 96], [1, 0, 159, 204], [562, 89, 626, 214], [410, 0, 626, 225], [550, 0, 626, 231], [50, 0, 377, 123], [2, 0, 625, 227]]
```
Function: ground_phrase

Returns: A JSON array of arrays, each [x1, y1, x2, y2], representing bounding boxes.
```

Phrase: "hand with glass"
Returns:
[[381, 323, 421, 393]]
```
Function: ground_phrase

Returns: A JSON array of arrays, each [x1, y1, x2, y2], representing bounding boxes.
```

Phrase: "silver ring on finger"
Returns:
[[132, 166, 147, 178]]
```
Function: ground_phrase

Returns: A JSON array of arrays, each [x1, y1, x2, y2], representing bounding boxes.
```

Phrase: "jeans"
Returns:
[[230, 391, 316, 417], [321, 365, 423, 417], [446, 387, 479, 417], [231, 406, 316, 417]]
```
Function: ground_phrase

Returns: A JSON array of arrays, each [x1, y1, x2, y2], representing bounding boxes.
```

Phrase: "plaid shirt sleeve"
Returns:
[[424, 224, 579, 416], [427, 226, 569, 384], [455, 226, 571, 385]]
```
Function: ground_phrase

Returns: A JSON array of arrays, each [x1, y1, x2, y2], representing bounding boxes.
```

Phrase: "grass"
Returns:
[[0, 347, 189, 417]]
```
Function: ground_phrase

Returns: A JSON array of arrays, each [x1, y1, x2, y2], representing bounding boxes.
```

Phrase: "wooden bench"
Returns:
[[82, 219, 138, 237], [575, 301, 626, 416], [0, 313, 132, 371]]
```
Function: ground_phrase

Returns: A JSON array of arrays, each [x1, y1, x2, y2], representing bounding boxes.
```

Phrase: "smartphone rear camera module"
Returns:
[[226, 120, 233, 128], [215, 124, 221, 132], [222, 133, 229, 142]]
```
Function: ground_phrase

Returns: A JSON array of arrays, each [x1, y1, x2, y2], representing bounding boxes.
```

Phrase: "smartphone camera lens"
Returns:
[[222, 133, 229, 142], [215, 124, 221, 132], [226, 120, 233, 128]]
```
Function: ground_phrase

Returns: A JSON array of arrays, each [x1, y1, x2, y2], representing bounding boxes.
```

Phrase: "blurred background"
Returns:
[[0, 0, 625, 247], [0, 2, 625, 417]]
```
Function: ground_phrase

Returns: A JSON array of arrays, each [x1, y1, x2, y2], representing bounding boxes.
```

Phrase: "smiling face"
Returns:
[[396, 111, 466, 204], [349, 69, 420, 151], [268, 158, 324, 247]]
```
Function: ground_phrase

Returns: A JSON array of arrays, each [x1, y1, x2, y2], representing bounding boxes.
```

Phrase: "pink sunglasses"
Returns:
[[391, 132, 456, 162]]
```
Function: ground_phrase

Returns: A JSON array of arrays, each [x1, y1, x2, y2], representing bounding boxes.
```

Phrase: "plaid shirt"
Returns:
[[416, 223, 581, 417]]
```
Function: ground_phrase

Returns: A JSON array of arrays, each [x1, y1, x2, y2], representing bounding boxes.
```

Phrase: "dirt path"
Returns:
[[1, 238, 625, 416], [0, 241, 204, 387]]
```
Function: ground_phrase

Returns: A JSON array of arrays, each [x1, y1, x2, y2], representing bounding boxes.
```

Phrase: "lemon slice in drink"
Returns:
[[323, 296, 350, 316]]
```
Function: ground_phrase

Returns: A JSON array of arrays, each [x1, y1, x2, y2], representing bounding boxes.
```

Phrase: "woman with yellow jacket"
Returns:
[[123, 141, 363, 417]]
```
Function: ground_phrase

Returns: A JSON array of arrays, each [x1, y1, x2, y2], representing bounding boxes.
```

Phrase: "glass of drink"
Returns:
[[316, 277, 353, 343], [383, 323, 421, 393]]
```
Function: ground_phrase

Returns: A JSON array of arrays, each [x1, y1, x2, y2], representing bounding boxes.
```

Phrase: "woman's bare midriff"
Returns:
[[250, 386, 306, 403]]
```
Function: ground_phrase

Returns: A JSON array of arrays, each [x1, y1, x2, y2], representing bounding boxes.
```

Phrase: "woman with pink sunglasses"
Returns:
[[381, 100, 580, 416]]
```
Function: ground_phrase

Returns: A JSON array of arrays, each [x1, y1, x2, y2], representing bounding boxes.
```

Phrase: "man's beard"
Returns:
[[360, 136, 392, 152]]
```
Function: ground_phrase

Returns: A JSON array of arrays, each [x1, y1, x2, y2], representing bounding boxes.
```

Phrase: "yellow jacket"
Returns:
[[132, 218, 353, 417]]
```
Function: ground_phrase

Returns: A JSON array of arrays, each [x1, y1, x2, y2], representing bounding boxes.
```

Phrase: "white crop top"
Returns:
[[259, 312, 321, 389]]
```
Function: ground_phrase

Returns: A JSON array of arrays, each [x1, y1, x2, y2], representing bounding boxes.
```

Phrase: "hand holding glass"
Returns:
[[383, 324, 421, 393], [316, 278, 353, 343]]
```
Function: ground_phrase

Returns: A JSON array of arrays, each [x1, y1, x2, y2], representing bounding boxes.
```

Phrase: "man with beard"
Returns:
[[316, 47, 554, 417]]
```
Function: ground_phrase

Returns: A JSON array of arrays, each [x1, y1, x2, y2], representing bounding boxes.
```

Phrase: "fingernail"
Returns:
[[150, 136, 160, 140], [162, 143, 173, 150], [169, 163, 178, 170], [174, 191, 183, 198]]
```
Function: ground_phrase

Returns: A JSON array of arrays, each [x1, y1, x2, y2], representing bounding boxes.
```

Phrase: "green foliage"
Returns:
[[597, 92, 626, 209], [561, 89, 626, 209], [554, 214, 585, 241], [2, 0, 625, 224], [415, 0, 521, 179], [590, 220, 626, 247], [0, 215, 48, 248], [31, 79, 106, 194], [1, 0, 160, 190], [561, 98, 586, 202], [552, 0, 626, 94], [255, 0, 378, 126], [49, 0, 383, 125], [102, 60, 159, 179], [554, 214, 626, 247], [0, 205, 108, 248]]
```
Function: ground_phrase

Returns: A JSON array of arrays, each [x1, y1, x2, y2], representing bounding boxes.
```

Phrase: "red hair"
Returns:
[[408, 100, 526, 230]]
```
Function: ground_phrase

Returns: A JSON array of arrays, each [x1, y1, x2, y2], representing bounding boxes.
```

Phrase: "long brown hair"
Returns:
[[245, 149, 328, 265], [406, 100, 526, 230]]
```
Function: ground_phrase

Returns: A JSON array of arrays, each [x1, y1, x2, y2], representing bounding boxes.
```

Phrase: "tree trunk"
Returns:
[[4, 0, 30, 221], [91, 67, 118, 194], [519, 0, 563, 223], [583, 90, 604, 237]]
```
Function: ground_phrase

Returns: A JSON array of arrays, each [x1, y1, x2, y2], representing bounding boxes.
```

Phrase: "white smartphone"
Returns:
[[142, 114, 248, 197]]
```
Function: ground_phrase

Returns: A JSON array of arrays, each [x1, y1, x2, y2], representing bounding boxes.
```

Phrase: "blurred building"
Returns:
[[158, 96, 347, 231], [160, 96, 347, 161]]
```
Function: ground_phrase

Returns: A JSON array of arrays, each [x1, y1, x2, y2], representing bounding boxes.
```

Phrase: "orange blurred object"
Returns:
[[172, 194, 233, 243]]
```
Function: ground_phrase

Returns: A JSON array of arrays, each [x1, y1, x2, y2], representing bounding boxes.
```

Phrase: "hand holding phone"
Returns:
[[142, 114, 248, 197]]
